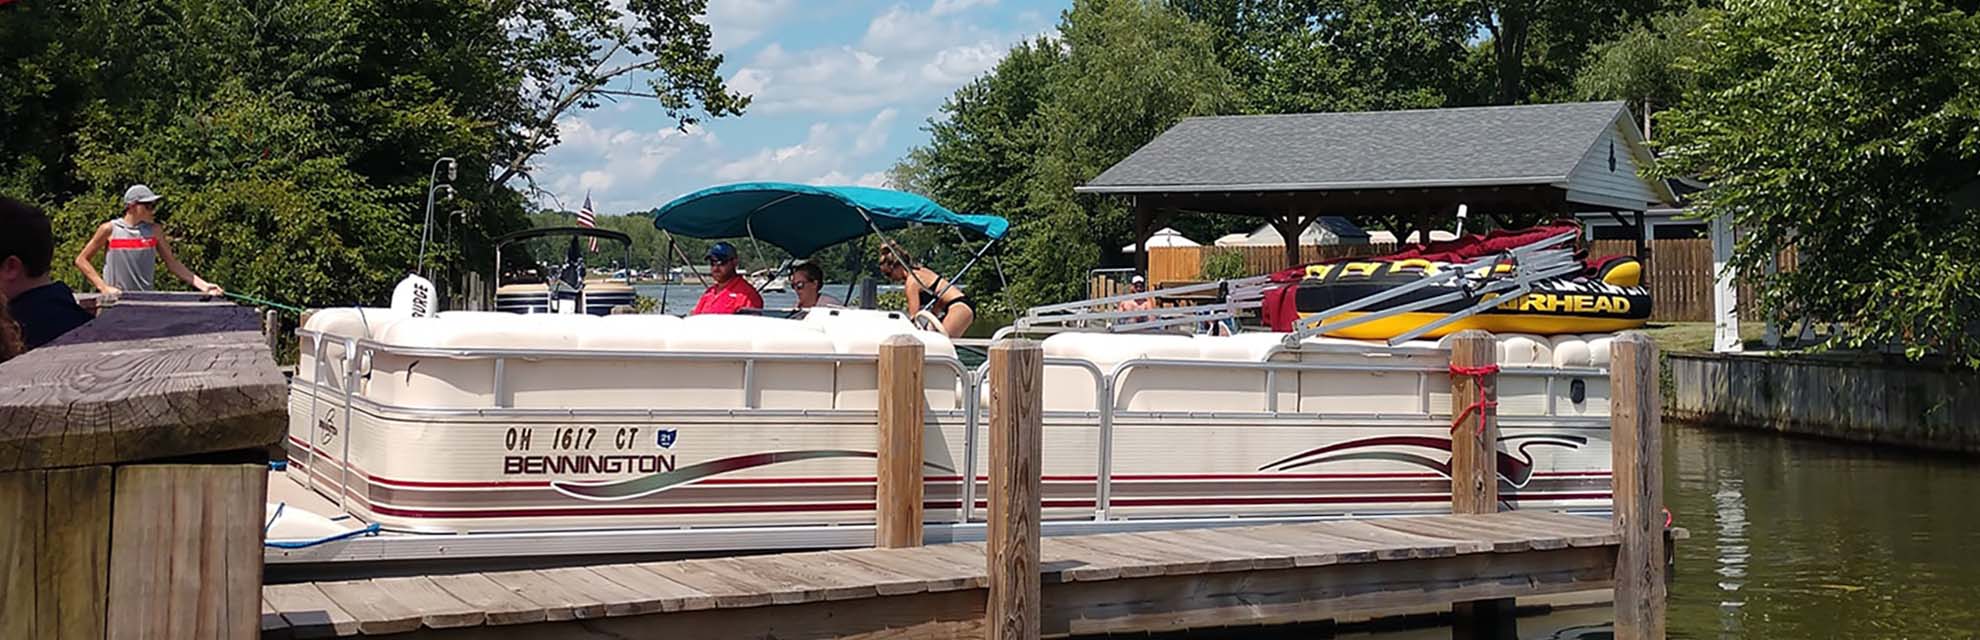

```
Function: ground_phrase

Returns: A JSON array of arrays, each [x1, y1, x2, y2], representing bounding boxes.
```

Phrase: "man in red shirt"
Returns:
[[690, 241, 762, 315]]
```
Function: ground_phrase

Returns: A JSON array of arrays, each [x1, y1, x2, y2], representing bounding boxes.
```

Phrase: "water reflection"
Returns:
[[1349, 422, 1980, 639], [1663, 422, 1980, 638]]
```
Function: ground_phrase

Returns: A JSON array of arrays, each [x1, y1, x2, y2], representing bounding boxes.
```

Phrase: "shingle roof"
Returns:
[[1078, 101, 1632, 193]]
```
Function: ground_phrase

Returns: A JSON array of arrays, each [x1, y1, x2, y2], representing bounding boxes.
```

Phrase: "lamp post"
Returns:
[[417, 157, 458, 276]]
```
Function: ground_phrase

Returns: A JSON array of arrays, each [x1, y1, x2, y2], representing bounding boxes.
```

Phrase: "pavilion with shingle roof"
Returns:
[[1078, 100, 1677, 271]]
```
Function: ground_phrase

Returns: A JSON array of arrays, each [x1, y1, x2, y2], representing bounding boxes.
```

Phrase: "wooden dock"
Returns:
[[261, 511, 1624, 639], [2, 292, 286, 639]]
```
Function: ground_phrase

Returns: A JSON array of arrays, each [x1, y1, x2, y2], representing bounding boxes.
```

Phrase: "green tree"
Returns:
[[0, 0, 745, 310], [1014, 0, 1235, 307], [1574, 5, 1712, 117], [1174, 0, 1475, 113], [1653, 0, 1980, 365], [1464, 0, 1693, 104]]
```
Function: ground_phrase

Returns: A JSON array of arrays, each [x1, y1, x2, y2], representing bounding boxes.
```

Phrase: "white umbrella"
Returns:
[[1212, 233, 1251, 247], [1121, 227, 1201, 253]]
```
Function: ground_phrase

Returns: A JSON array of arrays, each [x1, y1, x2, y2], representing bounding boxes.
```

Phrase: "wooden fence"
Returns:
[[1146, 238, 1722, 322]]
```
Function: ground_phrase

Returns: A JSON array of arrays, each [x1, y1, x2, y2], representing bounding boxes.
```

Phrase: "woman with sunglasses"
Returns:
[[791, 262, 841, 309]]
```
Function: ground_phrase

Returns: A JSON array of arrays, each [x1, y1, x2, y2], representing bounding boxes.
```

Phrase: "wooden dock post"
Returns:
[[1448, 330, 1499, 514], [0, 292, 285, 640], [1610, 332, 1666, 640], [263, 308, 282, 350], [1446, 330, 1512, 640], [987, 339, 1042, 640], [876, 334, 926, 548]]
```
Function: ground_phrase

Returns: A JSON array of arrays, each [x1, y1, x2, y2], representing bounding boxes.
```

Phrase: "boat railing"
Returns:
[[294, 328, 1607, 527], [970, 351, 1607, 523]]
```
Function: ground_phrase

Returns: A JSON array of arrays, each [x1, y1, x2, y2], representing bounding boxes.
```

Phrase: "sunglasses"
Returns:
[[791, 280, 814, 289], [707, 257, 734, 265]]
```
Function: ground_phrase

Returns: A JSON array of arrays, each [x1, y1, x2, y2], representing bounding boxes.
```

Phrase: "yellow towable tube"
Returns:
[[1294, 256, 1652, 340]]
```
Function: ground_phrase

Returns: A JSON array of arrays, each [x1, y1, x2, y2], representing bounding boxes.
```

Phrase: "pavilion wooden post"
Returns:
[[0, 293, 284, 640], [1610, 332, 1666, 640], [1132, 198, 1154, 278], [1447, 330, 1511, 640], [986, 339, 1042, 640], [875, 335, 926, 548], [1268, 214, 1308, 269]]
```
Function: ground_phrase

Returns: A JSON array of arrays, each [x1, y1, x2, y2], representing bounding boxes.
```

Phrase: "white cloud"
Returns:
[[541, 118, 718, 212], [919, 42, 1004, 86], [703, 0, 795, 51], [854, 108, 899, 155], [724, 3, 1021, 115], [809, 171, 892, 188], [929, 0, 997, 17], [710, 110, 902, 185]]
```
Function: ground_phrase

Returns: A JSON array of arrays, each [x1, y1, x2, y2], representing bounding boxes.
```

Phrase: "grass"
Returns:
[[1639, 321, 1770, 355]]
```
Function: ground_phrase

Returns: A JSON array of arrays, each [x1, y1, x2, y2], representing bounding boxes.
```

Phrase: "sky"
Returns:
[[529, 0, 1066, 215]]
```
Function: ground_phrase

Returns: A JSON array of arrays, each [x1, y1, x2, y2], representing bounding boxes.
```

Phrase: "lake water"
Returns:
[[1355, 422, 1980, 639]]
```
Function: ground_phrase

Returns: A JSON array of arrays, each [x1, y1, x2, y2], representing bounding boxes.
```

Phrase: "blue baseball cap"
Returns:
[[705, 241, 738, 262]]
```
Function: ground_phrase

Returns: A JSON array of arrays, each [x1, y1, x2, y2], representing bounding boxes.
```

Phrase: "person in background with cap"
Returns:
[[1117, 274, 1155, 326], [689, 241, 761, 315], [74, 185, 224, 299]]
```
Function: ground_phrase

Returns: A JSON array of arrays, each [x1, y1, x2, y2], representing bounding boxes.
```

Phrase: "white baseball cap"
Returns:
[[122, 184, 163, 206], [1131, 275, 1146, 284]]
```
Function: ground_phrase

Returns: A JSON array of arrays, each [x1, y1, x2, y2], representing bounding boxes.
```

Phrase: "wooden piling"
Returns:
[[987, 339, 1042, 640], [1447, 330, 1499, 514], [1447, 330, 1511, 639], [876, 334, 926, 548], [1610, 332, 1665, 640], [264, 309, 282, 351]]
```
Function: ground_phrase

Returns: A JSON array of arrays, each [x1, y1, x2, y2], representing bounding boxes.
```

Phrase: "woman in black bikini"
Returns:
[[879, 243, 973, 338]]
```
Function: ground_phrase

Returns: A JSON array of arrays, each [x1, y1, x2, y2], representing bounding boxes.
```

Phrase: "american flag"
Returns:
[[577, 192, 598, 252]]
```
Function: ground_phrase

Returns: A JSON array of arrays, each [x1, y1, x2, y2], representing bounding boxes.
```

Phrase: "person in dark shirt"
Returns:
[[1, 197, 94, 350]]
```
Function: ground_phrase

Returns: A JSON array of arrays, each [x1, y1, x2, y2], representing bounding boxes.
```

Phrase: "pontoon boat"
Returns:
[[267, 183, 1631, 576]]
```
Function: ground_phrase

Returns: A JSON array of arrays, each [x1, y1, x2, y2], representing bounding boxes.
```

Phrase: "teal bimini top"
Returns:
[[651, 182, 1009, 258]]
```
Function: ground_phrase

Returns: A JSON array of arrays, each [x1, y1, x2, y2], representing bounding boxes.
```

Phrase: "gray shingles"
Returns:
[[1079, 101, 1629, 193]]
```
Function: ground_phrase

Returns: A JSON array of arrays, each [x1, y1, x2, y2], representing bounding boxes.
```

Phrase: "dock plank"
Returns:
[[261, 597, 289, 636], [314, 579, 429, 635], [738, 551, 897, 602], [427, 572, 547, 626], [480, 569, 599, 621], [1366, 515, 1538, 553], [537, 566, 666, 617], [1043, 535, 1173, 581], [585, 562, 714, 612], [639, 558, 779, 608], [833, 545, 985, 592], [805, 550, 931, 597], [263, 583, 359, 638], [1310, 520, 1474, 558], [700, 556, 836, 606]]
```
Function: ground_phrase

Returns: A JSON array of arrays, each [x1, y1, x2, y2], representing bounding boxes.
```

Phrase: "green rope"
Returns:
[[224, 291, 305, 314]]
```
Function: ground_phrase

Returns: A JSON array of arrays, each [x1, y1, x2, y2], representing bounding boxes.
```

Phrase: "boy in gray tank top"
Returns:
[[75, 185, 224, 298]]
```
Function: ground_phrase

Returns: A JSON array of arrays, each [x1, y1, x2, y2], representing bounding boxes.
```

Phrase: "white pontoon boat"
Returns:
[[267, 183, 1620, 573]]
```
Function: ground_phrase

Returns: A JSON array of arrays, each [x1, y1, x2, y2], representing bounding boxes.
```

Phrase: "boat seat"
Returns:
[[813, 310, 961, 411]]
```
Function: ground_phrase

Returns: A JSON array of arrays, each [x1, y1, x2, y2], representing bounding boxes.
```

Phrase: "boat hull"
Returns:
[[287, 310, 1615, 540]]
